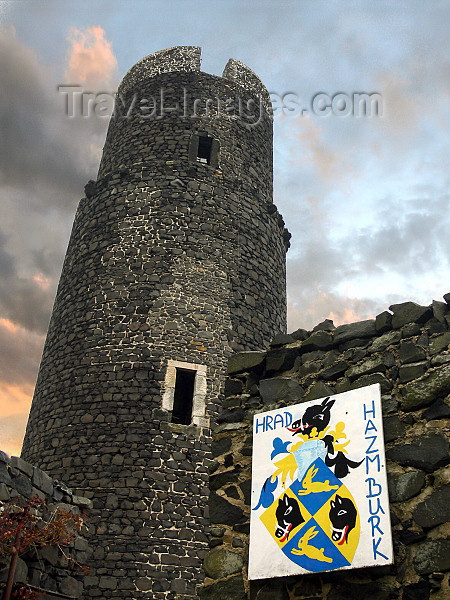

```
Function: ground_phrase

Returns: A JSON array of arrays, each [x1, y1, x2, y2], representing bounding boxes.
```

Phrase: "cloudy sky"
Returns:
[[0, 0, 449, 455]]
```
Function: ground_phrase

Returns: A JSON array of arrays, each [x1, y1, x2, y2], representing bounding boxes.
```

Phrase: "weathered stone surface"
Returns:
[[304, 381, 334, 401], [383, 415, 406, 442], [386, 433, 449, 472], [10, 456, 33, 477], [350, 372, 392, 393], [402, 322, 421, 337], [290, 327, 308, 341], [200, 576, 246, 600], [10, 473, 33, 498], [390, 301, 432, 328], [398, 341, 426, 364], [265, 347, 299, 374], [212, 437, 232, 458], [301, 350, 325, 363], [335, 377, 351, 393], [256, 581, 289, 600], [400, 364, 450, 410], [210, 470, 239, 491], [210, 526, 226, 537], [422, 399, 450, 420], [346, 356, 386, 380], [399, 361, 427, 382], [320, 360, 349, 381], [369, 329, 401, 352], [209, 492, 245, 525], [135, 577, 152, 591], [443, 291, 450, 304], [300, 330, 334, 351], [432, 300, 448, 323], [32, 467, 54, 496], [413, 485, 450, 528], [387, 470, 425, 502], [328, 581, 393, 600], [375, 310, 392, 333], [270, 333, 295, 347], [203, 547, 243, 578], [228, 352, 266, 375], [239, 479, 251, 504], [225, 379, 244, 397], [217, 407, 246, 424], [312, 318, 336, 332], [0, 482, 10, 501], [59, 575, 84, 596], [402, 580, 430, 600], [429, 332, 450, 355], [425, 318, 447, 335], [0, 556, 27, 585], [297, 360, 321, 378], [334, 319, 377, 344], [259, 377, 304, 405], [413, 539, 450, 574]]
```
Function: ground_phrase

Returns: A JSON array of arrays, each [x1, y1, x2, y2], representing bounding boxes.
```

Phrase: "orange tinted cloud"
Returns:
[[0, 383, 34, 457], [0, 318, 42, 456], [0, 381, 34, 418], [288, 288, 377, 331], [33, 273, 51, 290], [0, 413, 30, 458], [0, 317, 19, 334], [296, 117, 352, 185], [328, 307, 373, 327], [65, 25, 118, 89]]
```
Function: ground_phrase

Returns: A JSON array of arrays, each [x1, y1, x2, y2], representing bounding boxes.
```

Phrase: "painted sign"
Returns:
[[249, 384, 393, 579]]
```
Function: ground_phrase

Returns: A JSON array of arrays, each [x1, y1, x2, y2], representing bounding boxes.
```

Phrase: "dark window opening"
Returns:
[[171, 368, 196, 425], [197, 136, 213, 164]]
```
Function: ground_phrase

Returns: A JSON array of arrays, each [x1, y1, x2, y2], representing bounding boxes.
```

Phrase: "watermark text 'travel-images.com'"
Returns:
[[58, 86, 383, 125]]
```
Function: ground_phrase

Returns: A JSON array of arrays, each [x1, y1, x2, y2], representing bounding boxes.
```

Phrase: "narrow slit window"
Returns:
[[197, 136, 213, 164], [171, 368, 196, 425]]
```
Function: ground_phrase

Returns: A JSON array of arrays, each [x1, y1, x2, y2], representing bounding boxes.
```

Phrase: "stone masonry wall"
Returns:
[[202, 295, 450, 600], [0, 451, 91, 598]]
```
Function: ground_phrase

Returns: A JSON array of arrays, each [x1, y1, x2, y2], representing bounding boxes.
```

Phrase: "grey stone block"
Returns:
[[387, 470, 425, 502], [259, 377, 304, 405], [400, 364, 450, 410], [334, 319, 377, 344], [200, 575, 246, 600], [228, 352, 266, 375], [412, 485, 450, 528], [389, 301, 432, 328], [203, 547, 243, 578], [386, 433, 449, 472], [32, 467, 54, 496], [209, 492, 245, 525], [375, 310, 393, 333], [413, 539, 450, 574]]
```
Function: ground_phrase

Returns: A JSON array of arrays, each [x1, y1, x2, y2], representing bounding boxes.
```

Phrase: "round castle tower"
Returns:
[[22, 47, 289, 598]]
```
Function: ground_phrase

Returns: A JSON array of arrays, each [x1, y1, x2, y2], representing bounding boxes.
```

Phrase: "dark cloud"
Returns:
[[0, 26, 109, 204], [351, 196, 450, 275], [0, 27, 117, 336], [0, 320, 43, 386], [0, 229, 55, 334], [285, 193, 449, 330]]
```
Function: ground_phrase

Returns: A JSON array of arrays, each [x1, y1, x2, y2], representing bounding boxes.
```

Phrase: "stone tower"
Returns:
[[21, 47, 289, 598]]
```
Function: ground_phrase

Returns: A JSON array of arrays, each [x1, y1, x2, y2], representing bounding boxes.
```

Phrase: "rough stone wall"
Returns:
[[21, 47, 288, 599], [0, 451, 91, 598], [202, 296, 450, 600]]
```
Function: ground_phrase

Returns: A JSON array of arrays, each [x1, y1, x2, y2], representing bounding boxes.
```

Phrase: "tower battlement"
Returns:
[[117, 46, 271, 112]]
